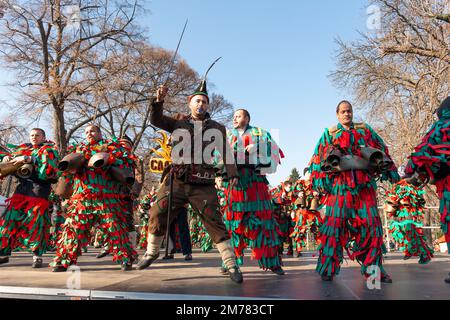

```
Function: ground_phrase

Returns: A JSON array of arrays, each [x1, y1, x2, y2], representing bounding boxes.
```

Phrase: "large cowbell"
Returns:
[[58, 153, 85, 172], [320, 148, 342, 172], [88, 152, 110, 168], [321, 147, 369, 173], [0, 161, 34, 179], [16, 164, 34, 178], [360, 146, 392, 172]]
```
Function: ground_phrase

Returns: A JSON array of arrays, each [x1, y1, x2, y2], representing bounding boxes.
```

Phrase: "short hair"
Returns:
[[235, 109, 251, 122], [86, 124, 101, 133], [31, 128, 46, 137], [336, 100, 353, 113]]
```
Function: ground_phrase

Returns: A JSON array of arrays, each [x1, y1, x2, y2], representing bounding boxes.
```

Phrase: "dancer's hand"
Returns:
[[156, 85, 168, 102], [11, 156, 30, 165]]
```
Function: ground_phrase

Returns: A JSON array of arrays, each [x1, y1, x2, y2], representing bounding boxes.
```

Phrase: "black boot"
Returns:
[[32, 257, 43, 268], [0, 256, 10, 265], [227, 266, 243, 284], [270, 266, 285, 276], [96, 250, 109, 259], [380, 274, 393, 283], [52, 263, 67, 272], [121, 262, 133, 271], [136, 253, 159, 270], [445, 276, 450, 284]]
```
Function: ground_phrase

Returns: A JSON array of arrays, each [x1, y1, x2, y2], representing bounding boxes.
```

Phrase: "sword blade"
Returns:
[[164, 19, 188, 85], [204, 56, 222, 80]]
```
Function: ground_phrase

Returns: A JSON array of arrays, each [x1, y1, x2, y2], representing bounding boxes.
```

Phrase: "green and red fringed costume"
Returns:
[[289, 179, 323, 254], [137, 193, 156, 249], [94, 150, 141, 251], [189, 205, 214, 252], [309, 122, 399, 278], [270, 182, 295, 254], [0, 141, 59, 257], [48, 192, 66, 250], [405, 109, 450, 253], [91, 150, 141, 251], [222, 126, 284, 270], [50, 138, 137, 268], [385, 180, 433, 263]]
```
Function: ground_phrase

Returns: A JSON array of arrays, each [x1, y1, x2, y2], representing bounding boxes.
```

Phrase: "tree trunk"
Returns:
[[53, 105, 67, 154]]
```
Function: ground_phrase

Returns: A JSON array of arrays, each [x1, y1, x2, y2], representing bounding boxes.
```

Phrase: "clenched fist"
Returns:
[[156, 85, 168, 103]]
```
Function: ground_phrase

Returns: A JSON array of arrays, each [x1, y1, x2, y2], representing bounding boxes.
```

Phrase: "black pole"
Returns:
[[164, 167, 174, 258]]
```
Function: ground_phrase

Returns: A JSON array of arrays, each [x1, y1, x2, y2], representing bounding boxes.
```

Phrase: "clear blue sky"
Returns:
[[0, 0, 372, 186]]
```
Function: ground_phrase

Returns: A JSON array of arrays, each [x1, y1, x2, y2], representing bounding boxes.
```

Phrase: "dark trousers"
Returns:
[[169, 207, 192, 255]]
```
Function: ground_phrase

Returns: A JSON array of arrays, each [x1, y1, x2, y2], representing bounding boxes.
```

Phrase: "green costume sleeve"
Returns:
[[257, 128, 283, 175], [34, 144, 60, 181], [308, 129, 333, 193]]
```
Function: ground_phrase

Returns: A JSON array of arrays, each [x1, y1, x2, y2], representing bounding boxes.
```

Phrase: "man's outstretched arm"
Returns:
[[150, 85, 177, 133]]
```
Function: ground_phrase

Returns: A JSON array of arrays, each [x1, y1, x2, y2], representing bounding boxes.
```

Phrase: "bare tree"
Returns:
[[331, 0, 449, 166], [330, 0, 450, 242], [0, 3, 5, 19], [0, 0, 144, 153], [0, 117, 27, 147], [60, 41, 234, 194]]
